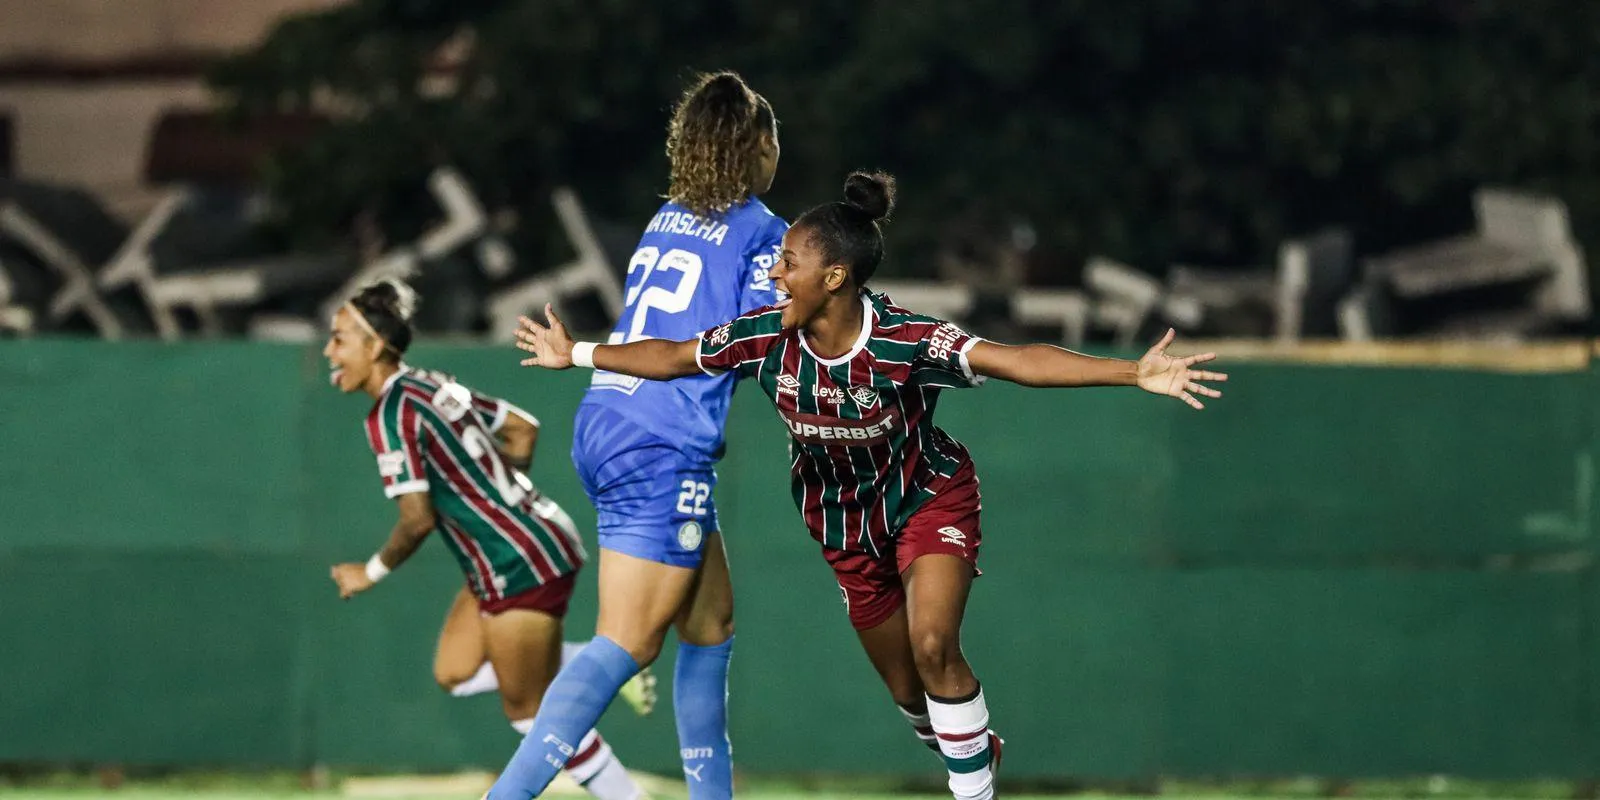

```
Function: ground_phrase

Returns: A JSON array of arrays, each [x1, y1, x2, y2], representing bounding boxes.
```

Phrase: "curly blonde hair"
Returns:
[[665, 71, 775, 217]]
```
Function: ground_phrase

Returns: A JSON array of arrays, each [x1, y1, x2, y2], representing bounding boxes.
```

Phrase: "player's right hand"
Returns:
[[515, 304, 574, 369], [330, 562, 375, 599]]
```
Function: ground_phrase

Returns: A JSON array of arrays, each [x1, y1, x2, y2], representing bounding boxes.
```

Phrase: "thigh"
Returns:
[[481, 607, 564, 715], [824, 545, 907, 632], [674, 530, 735, 646], [595, 546, 699, 665], [852, 603, 925, 706], [902, 553, 975, 643], [434, 585, 486, 684]]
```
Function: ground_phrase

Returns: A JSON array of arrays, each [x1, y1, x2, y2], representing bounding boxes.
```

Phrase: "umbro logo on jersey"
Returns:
[[776, 374, 801, 397], [848, 386, 880, 409], [938, 526, 967, 547]]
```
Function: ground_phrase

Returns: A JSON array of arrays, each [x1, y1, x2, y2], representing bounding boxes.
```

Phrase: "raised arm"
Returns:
[[514, 304, 701, 380], [967, 341, 1138, 388], [966, 329, 1227, 409]]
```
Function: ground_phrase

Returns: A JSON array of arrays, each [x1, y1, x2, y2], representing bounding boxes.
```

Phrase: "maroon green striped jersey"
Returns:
[[696, 292, 984, 553], [366, 366, 586, 601]]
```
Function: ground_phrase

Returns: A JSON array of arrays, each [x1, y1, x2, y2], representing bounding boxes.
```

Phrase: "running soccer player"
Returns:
[[511, 172, 1227, 800], [487, 72, 785, 800], [324, 279, 648, 800]]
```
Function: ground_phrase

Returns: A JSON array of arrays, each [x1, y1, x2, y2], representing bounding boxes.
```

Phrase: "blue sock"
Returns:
[[488, 637, 639, 800], [674, 636, 735, 800]]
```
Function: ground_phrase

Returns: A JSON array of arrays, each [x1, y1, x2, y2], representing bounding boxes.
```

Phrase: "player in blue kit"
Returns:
[[488, 72, 785, 799]]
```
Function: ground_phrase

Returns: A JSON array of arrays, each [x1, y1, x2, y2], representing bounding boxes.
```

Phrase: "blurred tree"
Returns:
[[213, 0, 1600, 308]]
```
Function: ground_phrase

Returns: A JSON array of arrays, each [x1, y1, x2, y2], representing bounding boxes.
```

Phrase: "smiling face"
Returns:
[[322, 306, 386, 393], [770, 224, 851, 329]]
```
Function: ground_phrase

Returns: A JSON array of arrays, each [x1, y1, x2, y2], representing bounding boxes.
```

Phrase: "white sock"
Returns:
[[455, 643, 583, 699], [897, 702, 940, 751], [562, 640, 590, 666], [451, 661, 500, 697], [564, 730, 643, 800], [927, 688, 995, 800], [510, 718, 533, 735]]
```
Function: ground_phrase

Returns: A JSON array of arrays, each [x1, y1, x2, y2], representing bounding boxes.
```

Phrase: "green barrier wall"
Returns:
[[1, 340, 1594, 779]]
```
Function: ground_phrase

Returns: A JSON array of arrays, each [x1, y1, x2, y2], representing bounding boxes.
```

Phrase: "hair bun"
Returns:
[[843, 171, 896, 222], [366, 277, 418, 322]]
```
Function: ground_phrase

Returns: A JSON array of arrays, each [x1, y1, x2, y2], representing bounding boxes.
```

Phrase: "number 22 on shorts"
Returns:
[[676, 480, 710, 516]]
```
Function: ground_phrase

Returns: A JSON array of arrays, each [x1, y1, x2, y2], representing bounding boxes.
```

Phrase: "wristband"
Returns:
[[365, 554, 391, 583], [571, 342, 598, 369]]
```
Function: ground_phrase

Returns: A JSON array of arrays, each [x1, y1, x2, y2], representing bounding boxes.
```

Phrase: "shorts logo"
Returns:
[[938, 526, 967, 547], [848, 385, 880, 410], [776, 374, 801, 397], [677, 520, 705, 551]]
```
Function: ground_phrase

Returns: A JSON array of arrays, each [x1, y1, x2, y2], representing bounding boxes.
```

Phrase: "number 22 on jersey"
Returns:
[[593, 246, 704, 393]]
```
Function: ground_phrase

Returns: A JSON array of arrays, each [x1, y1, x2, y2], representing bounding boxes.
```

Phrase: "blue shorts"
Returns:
[[572, 405, 719, 568]]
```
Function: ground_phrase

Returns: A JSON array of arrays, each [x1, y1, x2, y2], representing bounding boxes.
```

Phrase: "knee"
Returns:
[[499, 682, 544, 721], [597, 625, 667, 667], [433, 667, 471, 693], [501, 696, 540, 722], [909, 627, 964, 678], [678, 612, 734, 648]]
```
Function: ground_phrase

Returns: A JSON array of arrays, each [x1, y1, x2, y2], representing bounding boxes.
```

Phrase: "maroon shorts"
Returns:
[[476, 572, 579, 618], [823, 461, 983, 631]]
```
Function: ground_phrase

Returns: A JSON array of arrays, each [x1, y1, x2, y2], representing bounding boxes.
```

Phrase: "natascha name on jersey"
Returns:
[[642, 209, 731, 245]]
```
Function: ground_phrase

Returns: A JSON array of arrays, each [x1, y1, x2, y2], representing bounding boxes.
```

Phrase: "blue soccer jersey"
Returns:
[[580, 197, 787, 463]]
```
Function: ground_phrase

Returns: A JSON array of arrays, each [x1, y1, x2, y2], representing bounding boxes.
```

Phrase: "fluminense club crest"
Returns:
[[848, 385, 880, 409]]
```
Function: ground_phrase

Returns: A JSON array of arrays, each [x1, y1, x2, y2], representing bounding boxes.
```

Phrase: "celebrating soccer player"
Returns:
[[324, 279, 649, 800], [511, 172, 1227, 800], [488, 71, 786, 800]]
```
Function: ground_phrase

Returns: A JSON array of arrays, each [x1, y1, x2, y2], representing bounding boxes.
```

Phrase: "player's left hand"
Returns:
[[330, 563, 375, 599], [1136, 328, 1227, 410]]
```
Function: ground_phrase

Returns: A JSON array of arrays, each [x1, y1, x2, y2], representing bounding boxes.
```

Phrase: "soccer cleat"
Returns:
[[618, 664, 657, 716]]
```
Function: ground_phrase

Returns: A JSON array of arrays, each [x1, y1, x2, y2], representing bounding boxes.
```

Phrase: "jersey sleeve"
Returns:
[[367, 393, 431, 498], [910, 317, 986, 388], [468, 388, 538, 434], [738, 215, 788, 313], [697, 306, 785, 379]]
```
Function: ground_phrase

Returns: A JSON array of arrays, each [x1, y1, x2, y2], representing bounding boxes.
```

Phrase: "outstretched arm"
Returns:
[[330, 492, 438, 599], [513, 304, 700, 380], [967, 328, 1227, 409]]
